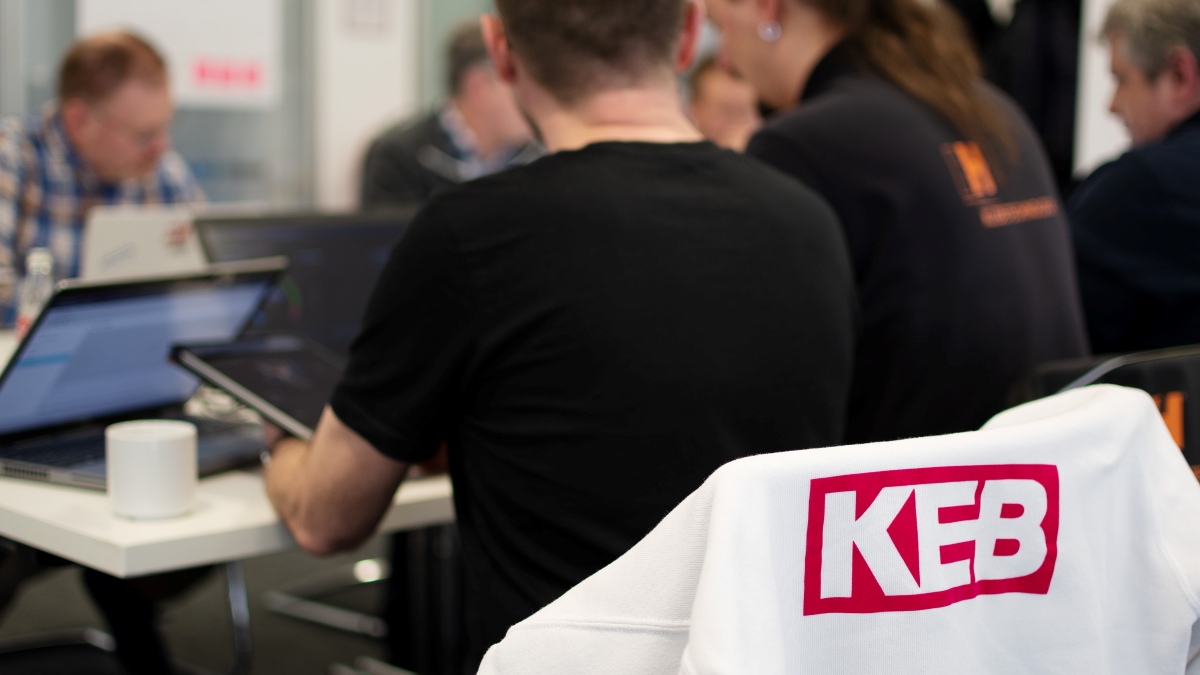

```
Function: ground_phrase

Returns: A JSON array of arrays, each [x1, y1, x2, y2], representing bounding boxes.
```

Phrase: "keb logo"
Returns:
[[803, 465, 1059, 615]]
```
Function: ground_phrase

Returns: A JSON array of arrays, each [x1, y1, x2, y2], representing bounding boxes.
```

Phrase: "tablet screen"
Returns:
[[183, 337, 343, 433]]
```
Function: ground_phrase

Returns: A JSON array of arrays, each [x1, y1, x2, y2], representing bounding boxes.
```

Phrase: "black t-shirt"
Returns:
[[331, 141, 856, 666], [1069, 112, 1200, 354], [747, 43, 1088, 444]]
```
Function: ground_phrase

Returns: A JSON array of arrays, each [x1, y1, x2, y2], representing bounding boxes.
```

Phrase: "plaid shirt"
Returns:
[[0, 103, 204, 323]]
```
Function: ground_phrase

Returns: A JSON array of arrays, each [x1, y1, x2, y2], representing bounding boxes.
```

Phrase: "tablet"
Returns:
[[172, 336, 344, 441]]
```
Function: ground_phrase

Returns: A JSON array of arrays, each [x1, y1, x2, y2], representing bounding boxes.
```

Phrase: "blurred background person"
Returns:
[[360, 19, 539, 208], [686, 57, 762, 151], [1070, 0, 1200, 354], [707, 0, 1088, 443], [986, 0, 1083, 195], [0, 31, 209, 675], [0, 31, 202, 326]]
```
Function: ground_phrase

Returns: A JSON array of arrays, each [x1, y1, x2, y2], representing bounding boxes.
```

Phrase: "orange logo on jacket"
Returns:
[[1152, 392, 1186, 451], [941, 141, 1062, 228], [942, 142, 998, 204]]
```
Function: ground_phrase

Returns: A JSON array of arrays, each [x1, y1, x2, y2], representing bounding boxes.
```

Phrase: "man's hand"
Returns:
[[261, 420, 285, 451], [263, 406, 410, 555], [1193, 465, 1200, 483]]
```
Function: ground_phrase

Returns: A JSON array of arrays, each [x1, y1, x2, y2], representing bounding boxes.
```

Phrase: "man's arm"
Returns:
[[264, 406, 411, 555], [266, 205, 472, 553]]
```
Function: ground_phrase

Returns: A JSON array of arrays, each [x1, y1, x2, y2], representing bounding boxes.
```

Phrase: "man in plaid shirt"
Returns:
[[0, 30, 203, 326], [0, 31, 206, 675]]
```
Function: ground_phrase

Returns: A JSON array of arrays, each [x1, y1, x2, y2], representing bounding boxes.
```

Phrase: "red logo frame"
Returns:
[[803, 465, 1059, 615]]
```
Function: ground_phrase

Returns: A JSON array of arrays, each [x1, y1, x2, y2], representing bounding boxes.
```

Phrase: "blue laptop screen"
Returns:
[[0, 280, 271, 435]]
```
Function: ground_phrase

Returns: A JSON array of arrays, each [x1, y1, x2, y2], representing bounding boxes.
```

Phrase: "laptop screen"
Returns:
[[0, 270, 277, 436], [196, 210, 414, 357]]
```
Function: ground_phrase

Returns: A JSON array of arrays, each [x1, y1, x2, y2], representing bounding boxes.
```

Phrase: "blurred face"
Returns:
[[458, 64, 533, 151], [63, 79, 173, 183], [706, 0, 844, 110], [706, 0, 790, 108], [689, 67, 763, 150], [1109, 33, 1186, 145]]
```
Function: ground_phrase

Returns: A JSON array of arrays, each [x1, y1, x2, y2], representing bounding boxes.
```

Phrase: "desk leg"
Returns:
[[225, 561, 253, 675]]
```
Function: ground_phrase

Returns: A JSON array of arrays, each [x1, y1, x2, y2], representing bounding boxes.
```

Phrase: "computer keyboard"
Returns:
[[0, 417, 254, 469], [1, 433, 106, 467]]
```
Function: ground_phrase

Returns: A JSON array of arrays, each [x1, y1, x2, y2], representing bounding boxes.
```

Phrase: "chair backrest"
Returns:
[[478, 386, 1200, 675], [1013, 345, 1200, 465]]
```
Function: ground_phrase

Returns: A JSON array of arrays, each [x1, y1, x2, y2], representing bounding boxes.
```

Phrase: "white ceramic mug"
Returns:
[[106, 420, 197, 520]]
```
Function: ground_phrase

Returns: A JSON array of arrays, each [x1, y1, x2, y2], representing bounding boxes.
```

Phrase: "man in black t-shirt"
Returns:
[[263, 0, 855, 668]]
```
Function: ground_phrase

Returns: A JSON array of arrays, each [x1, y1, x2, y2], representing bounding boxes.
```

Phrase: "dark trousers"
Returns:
[[83, 566, 214, 675]]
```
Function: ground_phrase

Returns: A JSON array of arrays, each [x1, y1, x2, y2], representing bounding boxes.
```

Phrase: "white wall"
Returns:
[[314, 0, 420, 210], [78, 0, 284, 110], [1074, 0, 1129, 178], [0, 0, 27, 117]]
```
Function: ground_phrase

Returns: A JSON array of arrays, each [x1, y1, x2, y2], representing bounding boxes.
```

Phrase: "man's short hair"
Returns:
[[494, 0, 687, 104], [1104, 0, 1200, 78], [447, 20, 491, 96], [59, 31, 167, 104]]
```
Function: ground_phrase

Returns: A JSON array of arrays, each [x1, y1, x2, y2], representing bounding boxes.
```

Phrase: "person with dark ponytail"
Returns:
[[707, 0, 1089, 443]]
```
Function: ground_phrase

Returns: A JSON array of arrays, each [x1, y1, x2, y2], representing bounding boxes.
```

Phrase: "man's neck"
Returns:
[[521, 80, 703, 154], [1175, 103, 1200, 134]]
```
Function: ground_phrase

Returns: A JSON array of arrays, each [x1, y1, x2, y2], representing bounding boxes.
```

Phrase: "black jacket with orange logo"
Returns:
[[748, 42, 1088, 443]]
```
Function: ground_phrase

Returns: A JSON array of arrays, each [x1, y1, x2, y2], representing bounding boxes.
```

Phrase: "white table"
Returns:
[[0, 470, 453, 578], [0, 328, 455, 673], [0, 472, 452, 675], [0, 328, 455, 577]]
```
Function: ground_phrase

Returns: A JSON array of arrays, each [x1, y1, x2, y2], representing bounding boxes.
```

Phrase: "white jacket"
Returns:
[[479, 385, 1200, 674]]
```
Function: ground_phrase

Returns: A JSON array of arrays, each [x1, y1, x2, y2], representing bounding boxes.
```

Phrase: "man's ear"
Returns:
[[481, 15, 517, 84], [59, 98, 91, 141], [676, 0, 707, 73], [1166, 45, 1200, 103]]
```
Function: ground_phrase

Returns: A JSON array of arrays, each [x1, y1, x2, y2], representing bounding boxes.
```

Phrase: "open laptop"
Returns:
[[0, 258, 286, 490], [195, 209, 416, 357], [80, 205, 208, 281]]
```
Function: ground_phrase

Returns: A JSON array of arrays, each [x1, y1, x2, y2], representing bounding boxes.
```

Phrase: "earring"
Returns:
[[757, 21, 782, 42]]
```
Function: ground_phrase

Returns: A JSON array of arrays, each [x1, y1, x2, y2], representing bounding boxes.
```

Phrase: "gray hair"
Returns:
[[1104, 0, 1200, 77]]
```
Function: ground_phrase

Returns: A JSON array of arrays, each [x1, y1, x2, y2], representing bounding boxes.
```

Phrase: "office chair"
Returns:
[[270, 525, 463, 675], [477, 386, 1200, 674], [0, 628, 121, 675], [1012, 344, 1200, 465]]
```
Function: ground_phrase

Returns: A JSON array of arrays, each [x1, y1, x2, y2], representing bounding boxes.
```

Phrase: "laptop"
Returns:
[[80, 205, 208, 281], [0, 258, 286, 490], [195, 209, 416, 357]]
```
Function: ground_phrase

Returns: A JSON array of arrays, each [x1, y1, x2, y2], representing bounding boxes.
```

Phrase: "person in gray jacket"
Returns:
[[360, 20, 539, 208]]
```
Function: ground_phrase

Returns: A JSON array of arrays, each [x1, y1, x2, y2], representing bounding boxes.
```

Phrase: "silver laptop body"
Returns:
[[0, 258, 286, 490]]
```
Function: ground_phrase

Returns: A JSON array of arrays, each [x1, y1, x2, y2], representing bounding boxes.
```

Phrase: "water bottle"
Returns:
[[0, 266, 15, 323], [15, 248, 54, 340]]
